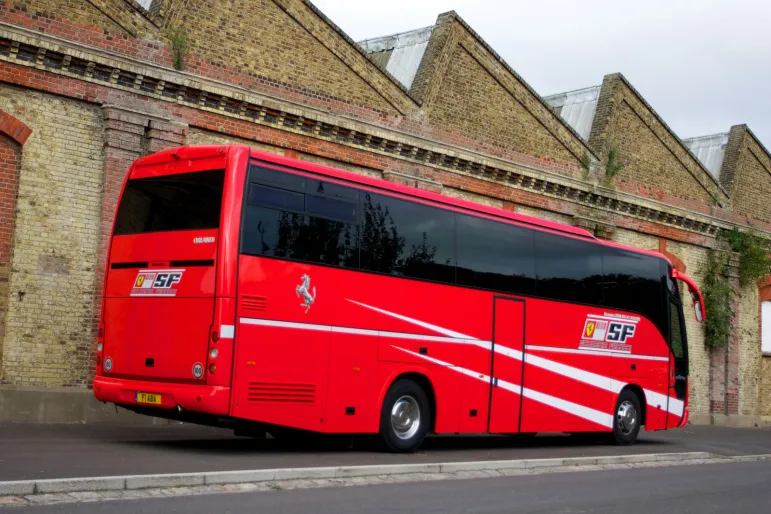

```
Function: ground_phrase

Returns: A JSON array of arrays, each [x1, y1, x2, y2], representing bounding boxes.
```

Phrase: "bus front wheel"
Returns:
[[611, 389, 642, 445], [379, 379, 430, 453]]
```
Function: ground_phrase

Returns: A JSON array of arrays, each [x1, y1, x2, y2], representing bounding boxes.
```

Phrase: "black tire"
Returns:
[[611, 389, 642, 445], [379, 379, 431, 453]]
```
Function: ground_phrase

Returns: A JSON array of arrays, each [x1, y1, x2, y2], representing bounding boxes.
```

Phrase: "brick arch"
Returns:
[[657, 239, 686, 272], [0, 109, 31, 374], [0, 110, 32, 145]]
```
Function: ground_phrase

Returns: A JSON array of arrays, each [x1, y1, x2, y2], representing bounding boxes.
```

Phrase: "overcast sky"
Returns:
[[313, 0, 771, 148]]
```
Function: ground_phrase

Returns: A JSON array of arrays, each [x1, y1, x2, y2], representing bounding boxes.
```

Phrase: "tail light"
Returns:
[[206, 298, 235, 385], [96, 323, 105, 371]]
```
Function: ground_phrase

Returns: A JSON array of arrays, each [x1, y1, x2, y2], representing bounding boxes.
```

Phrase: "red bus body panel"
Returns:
[[94, 144, 690, 435]]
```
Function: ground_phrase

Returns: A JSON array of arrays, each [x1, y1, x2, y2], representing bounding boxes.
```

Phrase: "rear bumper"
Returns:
[[93, 376, 230, 416]]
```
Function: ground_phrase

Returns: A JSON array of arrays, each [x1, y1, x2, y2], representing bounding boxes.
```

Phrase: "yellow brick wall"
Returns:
[[443, 188, 504, 209], [729, 136, 771, 224], [174, 0, 398, 114], [760, 358, 771, 416], [608, 101, 714, 203], [425, 45, 580, 168], [666, 240, 710, 416], [515, 205, 573, 225], [185, 128, 285, 154], [738, 285, 760, 415], [14, 0, 128, 34], [0, 85, 104, 386]]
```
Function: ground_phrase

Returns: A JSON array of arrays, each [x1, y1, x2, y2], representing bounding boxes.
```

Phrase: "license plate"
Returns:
[[135, 392, 162, 405]]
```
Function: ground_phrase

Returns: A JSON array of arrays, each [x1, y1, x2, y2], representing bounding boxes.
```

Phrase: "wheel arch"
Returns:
[[380, 371, 438, 433], [619, 384, 647, 427]]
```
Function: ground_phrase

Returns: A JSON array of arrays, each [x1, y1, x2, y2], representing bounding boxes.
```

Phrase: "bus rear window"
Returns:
[[113, 169, 225, 235]]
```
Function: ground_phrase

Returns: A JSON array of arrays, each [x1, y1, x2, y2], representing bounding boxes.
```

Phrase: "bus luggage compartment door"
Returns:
[[488, 297, 525, 434]]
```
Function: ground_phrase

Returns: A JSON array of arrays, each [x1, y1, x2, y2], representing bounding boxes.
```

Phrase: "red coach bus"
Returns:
[[93, 145, 705, 452]]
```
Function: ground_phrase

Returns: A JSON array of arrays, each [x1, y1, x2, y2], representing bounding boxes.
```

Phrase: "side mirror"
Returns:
[[693, 301, 703, 322], [690, 291, 704, 323], [672, 269, 706, 323]]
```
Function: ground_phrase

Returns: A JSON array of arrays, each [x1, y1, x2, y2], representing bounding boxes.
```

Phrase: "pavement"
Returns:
[[7, 459, 771, 513], [1, 422, 770, 481]]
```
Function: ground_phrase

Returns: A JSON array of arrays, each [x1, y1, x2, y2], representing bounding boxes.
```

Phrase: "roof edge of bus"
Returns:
[[597, 239, 674, 267], [245, 147, 598, 241], [135, 145, 232, 167]]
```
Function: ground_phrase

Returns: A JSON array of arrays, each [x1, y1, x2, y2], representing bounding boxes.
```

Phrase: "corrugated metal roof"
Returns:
[[136, 0, 152, 9], [683, 132, 729, 180], [358, 26, 433, 90], [543, 85, 601, 141]]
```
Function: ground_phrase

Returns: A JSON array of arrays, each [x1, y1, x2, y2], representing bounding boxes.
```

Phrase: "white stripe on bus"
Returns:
[[239, 311, 682, 419], [393, 346, 613, 428]]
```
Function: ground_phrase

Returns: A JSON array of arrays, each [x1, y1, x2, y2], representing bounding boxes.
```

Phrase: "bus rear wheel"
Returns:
[[380, 379, 430, 453], [611, 389, 642, 445]]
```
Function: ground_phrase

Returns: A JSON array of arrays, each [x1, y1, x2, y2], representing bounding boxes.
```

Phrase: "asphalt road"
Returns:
[[10, 460, 771, 513], [1, 423, 770, 481]]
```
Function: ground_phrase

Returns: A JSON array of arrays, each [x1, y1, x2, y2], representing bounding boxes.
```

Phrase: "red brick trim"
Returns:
[[759, 276, 771, 299], [657, 239, 686, 272], [0, 110, 32, 145]]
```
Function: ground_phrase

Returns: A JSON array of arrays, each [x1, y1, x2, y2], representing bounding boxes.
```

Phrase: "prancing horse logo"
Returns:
[[296, 274, 317, 313]]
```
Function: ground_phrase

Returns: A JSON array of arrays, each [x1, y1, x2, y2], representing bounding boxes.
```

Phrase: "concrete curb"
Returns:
[[0, 452, 714, 497]]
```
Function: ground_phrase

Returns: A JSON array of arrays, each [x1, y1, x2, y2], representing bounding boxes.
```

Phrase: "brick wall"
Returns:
[[0, 133, 19, 377], [665, 240, 711, 416], [589, 74, 726, 208], [425, 45, 580, 170], [721, 126, 771, 224], [417, 14, 589, 177], [738, 284, 760, 415], [173, 0, 402, 116], [0, 85, 104, 386]]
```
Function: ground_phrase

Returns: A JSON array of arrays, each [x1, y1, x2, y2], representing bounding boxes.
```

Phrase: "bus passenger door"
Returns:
[[488, 297, 525, 434]]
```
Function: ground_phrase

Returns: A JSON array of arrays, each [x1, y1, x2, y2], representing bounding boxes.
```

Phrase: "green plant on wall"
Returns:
[[702, 229, 771, 349], [166, 24, 188, 71], [580, 141, 626, 186]]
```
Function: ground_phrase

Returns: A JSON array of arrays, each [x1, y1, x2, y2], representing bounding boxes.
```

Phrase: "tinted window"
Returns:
[[242, 207, 358, 268], [241, 166, 359, 269], [535, 232, 603, 304], [603, 250, 667, 335], [251, 166, 306, 191], [360, 193, 455, 283], [669, 300, 685, 360], [306, 194, 357, 223], [249, 184, 304, 211], [114, 169, 224, 235], [456, 214, 535, 294]]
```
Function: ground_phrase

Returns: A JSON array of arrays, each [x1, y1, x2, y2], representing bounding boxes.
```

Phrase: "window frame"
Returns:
[[762, 301, 771, 355], [113, 168, 226, 236]]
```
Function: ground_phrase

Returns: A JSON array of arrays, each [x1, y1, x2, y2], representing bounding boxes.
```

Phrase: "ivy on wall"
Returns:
[[702, 229, 771, 349]]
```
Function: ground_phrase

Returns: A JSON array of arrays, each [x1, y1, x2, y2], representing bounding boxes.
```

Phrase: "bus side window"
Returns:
[[602, 250, 668, 339], [456, 213, 535, 295], [360, 193, 455, 284], [535, 232, 603, 305]]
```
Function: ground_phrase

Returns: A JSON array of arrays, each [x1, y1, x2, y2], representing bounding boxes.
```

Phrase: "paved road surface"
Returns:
[[11, 460, 771, 513], [1, 423, 770, 481]]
